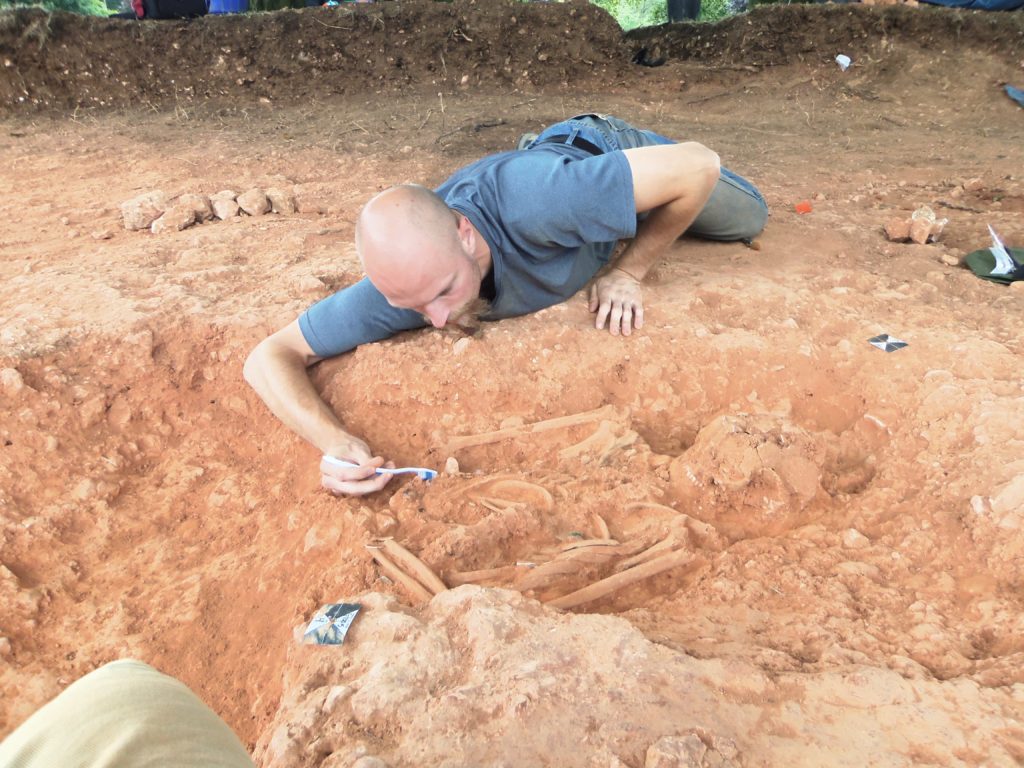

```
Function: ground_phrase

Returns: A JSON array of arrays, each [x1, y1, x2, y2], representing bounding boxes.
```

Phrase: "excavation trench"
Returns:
[[3, 3, 1024, 763]]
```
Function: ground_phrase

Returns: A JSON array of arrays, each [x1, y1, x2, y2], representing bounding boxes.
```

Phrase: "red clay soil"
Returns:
[[1, 2, 1024, 765]]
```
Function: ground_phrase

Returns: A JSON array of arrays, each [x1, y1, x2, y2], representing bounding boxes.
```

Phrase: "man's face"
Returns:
[[360, 205, 489, 330], [404, 248, 485, 330]]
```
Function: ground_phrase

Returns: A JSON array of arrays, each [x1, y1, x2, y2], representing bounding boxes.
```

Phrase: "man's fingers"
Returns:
[[595, 300, 611, 330], [588, 284, 599, 312], [322, 471, 392, 497], [634, 305, 644, 329], [608, 304, 623, 336], [620, 305, 633, 337]]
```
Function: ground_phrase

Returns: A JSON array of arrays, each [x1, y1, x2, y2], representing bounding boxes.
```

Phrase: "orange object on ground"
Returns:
[[794, 200, 813, 214]]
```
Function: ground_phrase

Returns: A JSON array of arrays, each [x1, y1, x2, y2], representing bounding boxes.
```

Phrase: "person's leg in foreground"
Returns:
[[0, 659, 254, 768]]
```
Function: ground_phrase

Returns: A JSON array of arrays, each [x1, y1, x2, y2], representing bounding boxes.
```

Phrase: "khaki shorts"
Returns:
[[0, 660, 254, 768]]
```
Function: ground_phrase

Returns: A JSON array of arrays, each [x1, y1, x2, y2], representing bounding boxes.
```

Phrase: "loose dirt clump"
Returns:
[[2, 1, 1024, 765]]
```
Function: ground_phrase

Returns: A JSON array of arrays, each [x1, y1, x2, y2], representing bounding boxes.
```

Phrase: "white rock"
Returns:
[[352, 758, 390, 768], [646, 734, 706, 767], [211, 189, 238, 201], [323, 685, 353, 714], [991, 474, 1024, 515], [177, 193, 215, 223], [121, 190, 168, 231], [238, 188, 271, 216], [444, 456, 460, 475], [151, 204, 197, 234], [842, 528, 870, 549], [297, 276, 324, 294], [0, 367, 25, 395], [212, 197, 240, 221], [266, 187, 296, 214]]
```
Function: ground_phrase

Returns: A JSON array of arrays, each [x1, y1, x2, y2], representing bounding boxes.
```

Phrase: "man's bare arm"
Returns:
[[589, 141, 721, 336], [243, 320, 392, 496]]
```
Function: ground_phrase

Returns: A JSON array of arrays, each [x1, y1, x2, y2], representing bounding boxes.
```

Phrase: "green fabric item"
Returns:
[[964, 246, 1024, 284]]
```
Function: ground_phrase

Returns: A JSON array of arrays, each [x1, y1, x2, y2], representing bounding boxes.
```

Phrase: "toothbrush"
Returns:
[[322, 455, 437, 481]]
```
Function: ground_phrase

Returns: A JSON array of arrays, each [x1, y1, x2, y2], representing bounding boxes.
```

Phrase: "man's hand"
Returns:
[[588, 267, 644, 336], [244, 320, 396, 497], [320, 436, 394, 497]]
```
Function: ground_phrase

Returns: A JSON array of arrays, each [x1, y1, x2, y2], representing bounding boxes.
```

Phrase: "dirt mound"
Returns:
[[0, 0, 624, 112], [258, 588, 1020, 766], [3, 2, 1023, 114], [627, 4, 1024, 68]]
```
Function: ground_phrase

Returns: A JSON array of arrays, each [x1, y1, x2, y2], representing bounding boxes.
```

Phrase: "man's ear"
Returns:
[[456, 214, 475, 253]]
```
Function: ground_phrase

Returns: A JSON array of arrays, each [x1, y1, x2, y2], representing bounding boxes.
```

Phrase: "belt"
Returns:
[[536, 134, 604, 156]]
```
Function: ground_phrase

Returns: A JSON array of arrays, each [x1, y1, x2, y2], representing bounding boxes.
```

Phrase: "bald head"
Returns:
[[356, 184, 462, 301]]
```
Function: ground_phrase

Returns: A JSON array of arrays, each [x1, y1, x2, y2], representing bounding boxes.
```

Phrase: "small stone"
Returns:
[[177, 193, 215, 223], [939, 252, 961, 267], [212, 197, 240, 221], [294, 194, 325, 215], [452, 337, 471, 356], [0, 367, 25, 395], [210, 190, 238, 201], [646, 734, 706, 768], [991, 474, 1024, 515], [0, 637, 11, 658], [238, 188, 271, 216], [842, 528, 870, 549], [352, 758, 390, 768], [374, 513, 398, 534], [322, 685, 353, 714], [297, 275, 324, 294], [91, 229, 114, 240], [266, 187, 296, 215], [121, 190, 168, 231], [1009, 281, 1024, 293], [444, 456, 460, 475], [883, 217, 911, 241], [963, 177, 984, 192], [151, 204, 197, 234], [909, 218, 932, 245]]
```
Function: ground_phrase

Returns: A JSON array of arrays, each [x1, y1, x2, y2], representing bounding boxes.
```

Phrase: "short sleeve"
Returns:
[[298, 277, 426, 358]]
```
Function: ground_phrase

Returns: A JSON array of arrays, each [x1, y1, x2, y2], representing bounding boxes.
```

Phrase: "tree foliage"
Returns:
[[22, 0, 112, 14]]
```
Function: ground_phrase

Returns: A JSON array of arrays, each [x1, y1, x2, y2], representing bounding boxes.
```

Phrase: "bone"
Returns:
[[445, 405, 617, 453], [366, 547, 434, 604], [592, 513, 611, 540], [516, 559, 589, 592], [545, 549, 699, 610], [446, 564, 524, 586], [616, 536, 678, 571], [467, 479, 554, 512], [377, 539, 448, 595], [558, 421, 638, 462], [560, 538, 619, 552]]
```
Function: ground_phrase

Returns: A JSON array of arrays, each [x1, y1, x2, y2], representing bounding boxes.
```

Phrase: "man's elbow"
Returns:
[[242, 341, 268, 391]]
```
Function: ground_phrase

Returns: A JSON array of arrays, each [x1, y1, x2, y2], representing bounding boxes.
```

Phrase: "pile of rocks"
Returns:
[[120, 187, 298, 234], [883, 204, 948, 245]]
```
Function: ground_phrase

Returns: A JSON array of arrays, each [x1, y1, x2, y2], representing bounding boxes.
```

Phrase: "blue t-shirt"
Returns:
[[299, 145, 636, 358]]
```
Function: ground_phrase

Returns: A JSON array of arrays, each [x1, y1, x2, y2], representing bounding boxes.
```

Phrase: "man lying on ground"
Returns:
[[244, 113, 769, 497]]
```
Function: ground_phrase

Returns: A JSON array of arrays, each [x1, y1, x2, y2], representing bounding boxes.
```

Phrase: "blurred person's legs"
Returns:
[[0, 659, 254, 768]]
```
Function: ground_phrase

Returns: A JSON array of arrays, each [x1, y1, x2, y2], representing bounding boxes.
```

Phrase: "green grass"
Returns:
[[590, 0, 737, 30], [17, 0, 111, 13]]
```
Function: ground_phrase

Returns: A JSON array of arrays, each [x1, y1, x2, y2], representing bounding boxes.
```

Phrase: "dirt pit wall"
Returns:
[[2, 2, 1023, 113]]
